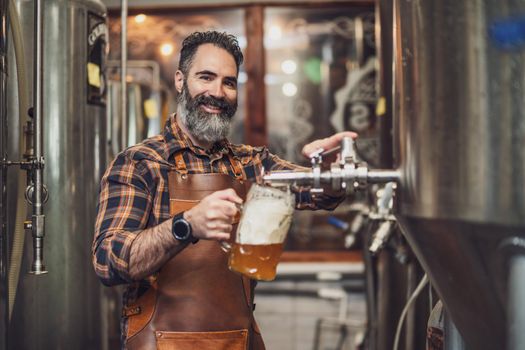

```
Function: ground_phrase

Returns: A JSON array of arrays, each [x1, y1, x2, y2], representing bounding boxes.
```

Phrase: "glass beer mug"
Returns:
[[223, 184, 295, 281]]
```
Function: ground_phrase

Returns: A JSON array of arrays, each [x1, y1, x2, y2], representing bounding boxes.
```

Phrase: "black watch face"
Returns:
[[173, 219, 190, 240]]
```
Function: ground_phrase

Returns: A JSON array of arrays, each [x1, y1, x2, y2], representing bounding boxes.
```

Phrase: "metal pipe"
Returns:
[[367, 169, 400, 184], [362, 223, 377, 350], [405, 262, 416, 350], [508, 254, 525, 350], [120, 0, 127, 148], [263, 137, 400, 190], [107, 59, 161, 90], [262, 168, 400, 187], [0, 0, 8, 345], [29, 0, 46, 275]]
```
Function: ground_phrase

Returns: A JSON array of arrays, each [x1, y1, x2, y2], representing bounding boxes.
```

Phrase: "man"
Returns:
[[93, 31, 354, 350]]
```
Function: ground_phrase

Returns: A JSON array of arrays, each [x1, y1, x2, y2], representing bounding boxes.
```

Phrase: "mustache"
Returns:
[[194, 94, 231, 110], [190, 94, 237, 117]]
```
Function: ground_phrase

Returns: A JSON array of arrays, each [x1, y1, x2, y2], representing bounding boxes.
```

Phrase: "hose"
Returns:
[[393, 274, 429, 350], [8, 0, 29, 321]]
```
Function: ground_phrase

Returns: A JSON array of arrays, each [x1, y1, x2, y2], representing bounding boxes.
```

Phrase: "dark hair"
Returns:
[[178, 31, 244, 75]]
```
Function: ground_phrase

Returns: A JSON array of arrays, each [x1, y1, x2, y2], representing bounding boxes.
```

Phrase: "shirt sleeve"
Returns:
[[92, 152, 153, 286], [260, 149, 345, 211]]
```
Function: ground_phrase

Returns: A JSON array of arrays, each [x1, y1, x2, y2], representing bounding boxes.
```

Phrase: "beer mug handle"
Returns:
[[220, 202, 243, 253]]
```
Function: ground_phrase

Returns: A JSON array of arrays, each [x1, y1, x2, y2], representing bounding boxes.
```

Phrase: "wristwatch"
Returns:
[[172, 212, 199, 244]]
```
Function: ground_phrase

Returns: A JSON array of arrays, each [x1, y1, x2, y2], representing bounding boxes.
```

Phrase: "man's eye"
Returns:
[[200, 75, 212, 81], [225, 81, 237, 88]]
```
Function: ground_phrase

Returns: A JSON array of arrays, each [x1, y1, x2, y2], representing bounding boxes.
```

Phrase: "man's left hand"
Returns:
[[302, 131, 357, 162]]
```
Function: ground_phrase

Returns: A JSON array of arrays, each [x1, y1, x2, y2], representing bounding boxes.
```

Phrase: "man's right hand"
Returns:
[[183, 188, 243, 241]]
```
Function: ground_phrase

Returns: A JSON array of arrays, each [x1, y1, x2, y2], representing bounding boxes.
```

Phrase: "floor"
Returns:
[[253, 262, 367, 350]]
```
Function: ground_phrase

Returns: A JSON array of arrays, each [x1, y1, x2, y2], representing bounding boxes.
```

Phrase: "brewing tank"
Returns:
[[5, 0, 109, 348], [393, 0, 525, 349]]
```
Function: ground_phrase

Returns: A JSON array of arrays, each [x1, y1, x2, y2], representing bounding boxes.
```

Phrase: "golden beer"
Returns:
[[228, 243, 285, 281], [226, 184, 294, 280]]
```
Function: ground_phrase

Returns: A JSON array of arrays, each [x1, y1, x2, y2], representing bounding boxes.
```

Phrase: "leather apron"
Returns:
[[124, 152, 265, 350]]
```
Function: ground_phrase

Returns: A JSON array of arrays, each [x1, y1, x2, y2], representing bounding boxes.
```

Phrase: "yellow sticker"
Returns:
[[376, 96, 386, 116], [87, 62, 101, 88], [144, 98, 159, 119]]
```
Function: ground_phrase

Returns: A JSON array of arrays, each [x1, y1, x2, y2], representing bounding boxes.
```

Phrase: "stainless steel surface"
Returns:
[[366, 170, 399, 183], [103, 0, 359, 9], [508, 252, 525, 350], [393, 0, 525, 348], [263, 136, 400, 191], [0, 0, 9, 347], [29, 0, 46, 275], [106, 79, 160, 156], [375, 0, 394, 169], [6, 0, 108, 348], [444, 311, 466, 350], [340, 136, 356, 163], [368, 221, 393, 255], [404, 263, 416, 350], [106, 59, 162, 154], [393, 0, 525, 225], [107, 59, 161, 90]]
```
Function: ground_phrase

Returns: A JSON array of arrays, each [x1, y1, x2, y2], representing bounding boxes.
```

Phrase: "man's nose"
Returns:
[[209, 81, 226, 98]]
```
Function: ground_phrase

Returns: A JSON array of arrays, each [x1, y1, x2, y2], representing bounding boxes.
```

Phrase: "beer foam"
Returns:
[[236, 197, 294, 245]]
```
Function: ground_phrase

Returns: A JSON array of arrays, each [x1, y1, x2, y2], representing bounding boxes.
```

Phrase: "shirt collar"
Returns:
[[163, 114, 234, 160]]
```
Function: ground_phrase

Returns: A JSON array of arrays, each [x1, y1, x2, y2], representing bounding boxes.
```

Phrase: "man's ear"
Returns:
[[174, 70, 184, 93]]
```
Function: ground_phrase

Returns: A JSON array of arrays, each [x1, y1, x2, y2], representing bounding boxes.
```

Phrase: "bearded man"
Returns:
[[92, 31, 354, 350]]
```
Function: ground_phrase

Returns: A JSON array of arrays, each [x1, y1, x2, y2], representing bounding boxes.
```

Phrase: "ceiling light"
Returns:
[[282, 82, 297, 97], [134, 14, 146, 24], [160, 43, 174, 56], [268, 25, 282, 41], [281, 60, 297, 74]]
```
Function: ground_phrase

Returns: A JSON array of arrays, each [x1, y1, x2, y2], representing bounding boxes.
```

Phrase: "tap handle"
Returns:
[[309, 148, 324, 166], [340, 136, 357, 165]]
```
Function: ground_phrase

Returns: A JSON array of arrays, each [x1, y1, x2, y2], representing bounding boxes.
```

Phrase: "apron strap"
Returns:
[[173, 152, 188, 174], [174, 149, 243, 180], [227, 152, 244, 181]]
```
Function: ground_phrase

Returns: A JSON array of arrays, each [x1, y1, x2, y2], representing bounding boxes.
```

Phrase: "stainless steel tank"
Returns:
[[5, 0, 109, 348], [393, 0, 525, 348], [106, 79, 163, 158]]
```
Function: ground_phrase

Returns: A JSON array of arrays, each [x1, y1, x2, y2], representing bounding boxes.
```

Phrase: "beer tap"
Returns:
[[368, 182, 396, 255], [263, 136, 400, 194]]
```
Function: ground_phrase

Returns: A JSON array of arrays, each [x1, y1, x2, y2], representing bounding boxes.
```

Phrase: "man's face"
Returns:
[[176, 44, 239, 144]]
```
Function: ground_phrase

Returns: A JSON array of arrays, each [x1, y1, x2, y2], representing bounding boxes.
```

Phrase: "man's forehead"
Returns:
[[188, 43, 238, 76]]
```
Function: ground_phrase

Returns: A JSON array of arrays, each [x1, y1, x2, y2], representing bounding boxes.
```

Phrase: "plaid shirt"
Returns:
[[92, 115, 343, 338]]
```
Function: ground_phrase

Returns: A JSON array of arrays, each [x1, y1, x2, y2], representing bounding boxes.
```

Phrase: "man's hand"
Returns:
[[302, 131, 357, 162], [184, 188, 243, 241]]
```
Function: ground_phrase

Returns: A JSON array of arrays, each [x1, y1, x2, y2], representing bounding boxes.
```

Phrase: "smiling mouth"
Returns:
[[200, 104, 222, 114]]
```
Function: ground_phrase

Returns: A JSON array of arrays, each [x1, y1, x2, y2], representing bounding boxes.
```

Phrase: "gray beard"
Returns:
[[177, 85, 234, 145]]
